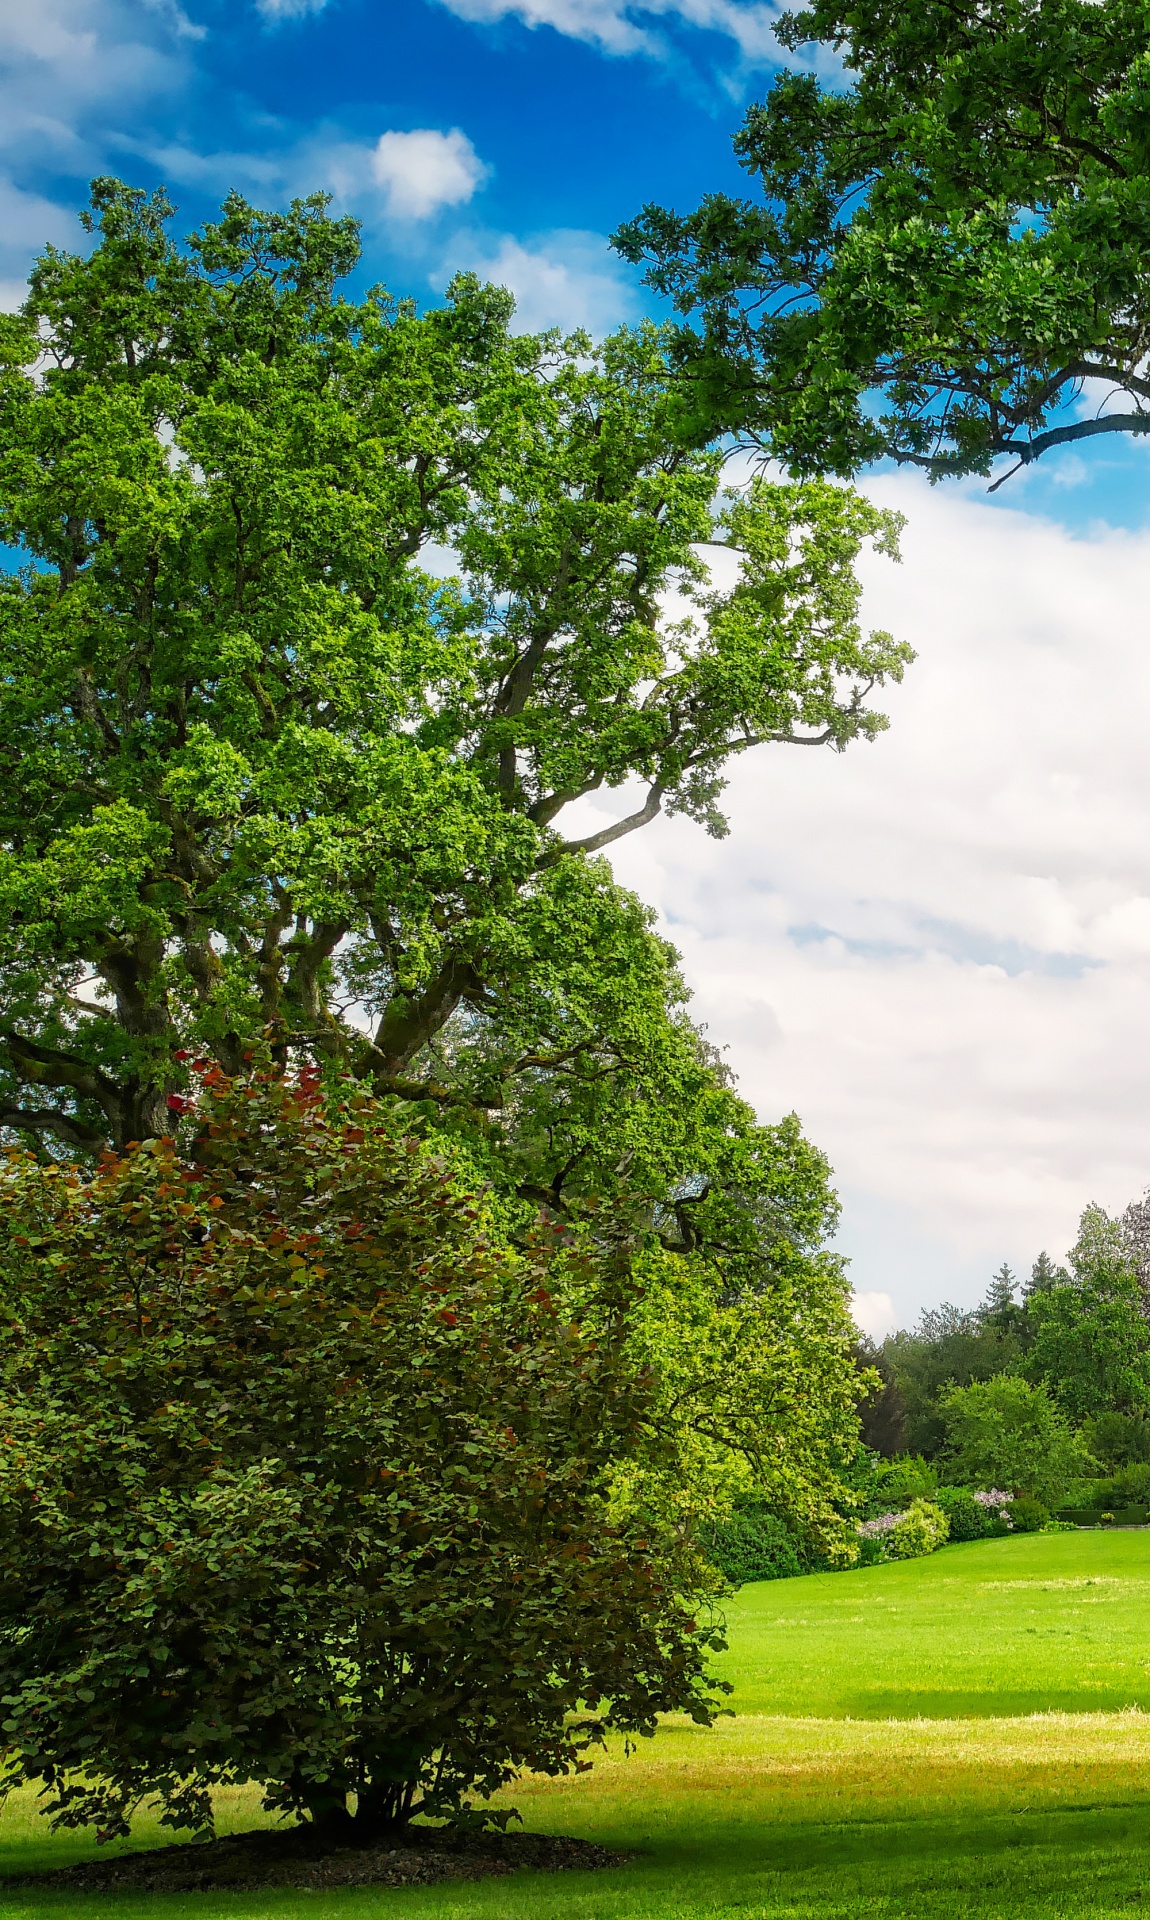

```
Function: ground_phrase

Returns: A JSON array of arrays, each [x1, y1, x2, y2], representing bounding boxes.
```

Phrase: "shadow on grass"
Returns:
[[743, 1799, 1150, 1872], [6, 1807, 1150, 1917]]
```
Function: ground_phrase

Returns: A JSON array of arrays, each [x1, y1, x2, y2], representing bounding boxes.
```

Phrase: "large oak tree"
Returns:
[[0, 180, 900, 1559]]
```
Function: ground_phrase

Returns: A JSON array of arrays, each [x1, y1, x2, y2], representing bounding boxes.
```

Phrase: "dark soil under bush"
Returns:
[[1, 1822, 634, 1894]]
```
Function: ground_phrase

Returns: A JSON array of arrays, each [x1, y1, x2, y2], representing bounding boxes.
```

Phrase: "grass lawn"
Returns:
[[8, 1531, 1150, 1917]]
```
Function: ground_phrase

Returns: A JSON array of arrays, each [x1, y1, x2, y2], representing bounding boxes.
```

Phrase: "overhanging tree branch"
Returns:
[[0, 1105, 106, 1149]]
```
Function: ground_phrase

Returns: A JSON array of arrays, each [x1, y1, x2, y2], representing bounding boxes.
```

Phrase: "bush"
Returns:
[[935, 1487, 991, 1543], [847, 1451, 938, 1521], [938, 1376, 1087, 1507], [1006, 1496, 1050, 1532], [700, 1505, 804, 1586], [887, 1498, 949, 1560], [0, 1074, 723, 1844]]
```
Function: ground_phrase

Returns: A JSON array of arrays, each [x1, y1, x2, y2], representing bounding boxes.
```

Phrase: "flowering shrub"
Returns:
[[856, 1512, 901, 1540], [855, 1500, 949, 1563], [971, 1488, 1013, 1513], [887, 1498, 949, 1560]]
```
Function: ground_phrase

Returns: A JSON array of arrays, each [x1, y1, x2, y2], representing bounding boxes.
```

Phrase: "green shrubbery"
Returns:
[[699, 1505, 805, 1586], [1006, 1496, 1050, 1533], [887, 1499, 950, 1560], [0, 1076, 727, 1843], [935, 1487, 995, 1543]]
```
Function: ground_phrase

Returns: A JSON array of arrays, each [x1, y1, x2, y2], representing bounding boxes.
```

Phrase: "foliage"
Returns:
[[0, 1072, 725, 1844], [617, 1229, 865, 1566], [0, 179, 908, 1165], [699, 1503, 804, 1586], [1083, 1412, 1150, 1471], [1026, 1207, 1150, 1424], [875, 1284, 1029, 1458], [0, 181, 905, 1624], [862, 1220, 1150, 1477], [854, 1336, 908, 1456], [1061, 1460, 1150, 1515], [935, 1487, 992, 1544], [886, 1498, 949, 1562], [614, 1, 1150, 484], [842, 1448, 937, 1520], [938, 1377, 1086, 1508], [1006, 1497, 1050, 1534]]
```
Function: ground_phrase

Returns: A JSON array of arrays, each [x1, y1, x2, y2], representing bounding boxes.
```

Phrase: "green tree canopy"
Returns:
[[875, 1282, 1030, 1458], [0, 1072, 724, 1844], [0, 179, 886, 1575], [938, 1375, 1085, 1505], [614, 0, 1150, 481], [1027, 1203, 1150, 1423], [0, 178, 908, 1163]]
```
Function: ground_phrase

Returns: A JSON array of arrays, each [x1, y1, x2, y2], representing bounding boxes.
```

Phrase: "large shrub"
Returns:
[[0, 1074, 723, 1844], [938, 1376, 1086, 1508], [1006, 1497, 1050, 1534], [699, 1504, 804, 1586], [886, 1499, 949, 1561], [853, 1452, 937, 1518], [935, 1487, 991, 1543]]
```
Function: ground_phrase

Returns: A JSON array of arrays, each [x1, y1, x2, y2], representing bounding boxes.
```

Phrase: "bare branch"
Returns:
[[556, 781, 668, 856]]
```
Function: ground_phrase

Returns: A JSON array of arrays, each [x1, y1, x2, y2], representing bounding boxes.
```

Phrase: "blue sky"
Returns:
[[11, 0, 1150, 1329], [2, 0, 770, 331]]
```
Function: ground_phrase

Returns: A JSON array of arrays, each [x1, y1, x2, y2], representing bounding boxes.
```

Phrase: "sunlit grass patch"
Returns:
[[9, 1533, 1150, 1916], [716, 1528, 1150, 1717]]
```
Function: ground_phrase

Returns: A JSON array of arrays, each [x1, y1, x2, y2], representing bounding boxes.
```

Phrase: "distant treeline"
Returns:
[[858, 1192, 1150, 1488]]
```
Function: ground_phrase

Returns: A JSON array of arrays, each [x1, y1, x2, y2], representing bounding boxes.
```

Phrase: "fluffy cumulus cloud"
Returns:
[[144, 124, 489, 232], [556, 474, 1150, 1325], [437, 228, 640, 332], [370, 128, 487, 221], [433, 0, 786, 60]]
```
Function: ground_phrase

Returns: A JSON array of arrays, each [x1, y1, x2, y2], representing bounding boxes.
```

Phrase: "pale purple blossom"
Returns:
[[971, 1488, 1014, 1528], [856, 1512, 901, 1538]]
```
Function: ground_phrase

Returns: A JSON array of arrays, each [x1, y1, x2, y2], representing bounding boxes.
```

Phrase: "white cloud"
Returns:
[[0, 0, 190, 165], [438, 228, 640, 333], [144, 126, 489, 231], [556, 474, 1150, 1324], [853, 1291, 897, 1341], [0, 0, 196, 295], [435, 0, 785, 61], [256, 0, 328, 17], [371, 129, 486, 222]]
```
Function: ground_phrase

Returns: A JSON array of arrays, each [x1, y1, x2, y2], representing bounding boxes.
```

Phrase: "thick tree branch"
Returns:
[[0, 1105, 107, 1149], [555, 781, 669, 856], [370, 955, 480, 1074], [71, 668, 121, 754], [2, 1030, 123, 1106], [984, 411, 1150, 490]]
